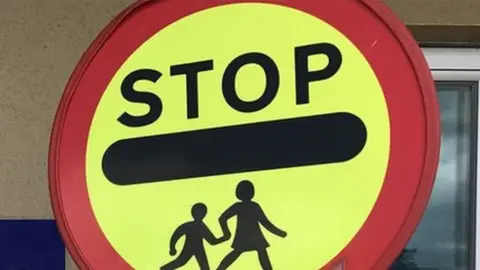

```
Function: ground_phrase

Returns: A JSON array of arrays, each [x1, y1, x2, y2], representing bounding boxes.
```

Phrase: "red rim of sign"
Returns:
[[48, 0, 440, 269]]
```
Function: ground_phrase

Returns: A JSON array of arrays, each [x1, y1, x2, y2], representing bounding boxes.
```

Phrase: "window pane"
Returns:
[[390, 82, 476, 270]]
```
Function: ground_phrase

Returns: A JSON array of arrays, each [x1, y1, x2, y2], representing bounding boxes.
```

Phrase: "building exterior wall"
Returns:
[[386, 0, 480, 46], [0, 0, 478, 269]]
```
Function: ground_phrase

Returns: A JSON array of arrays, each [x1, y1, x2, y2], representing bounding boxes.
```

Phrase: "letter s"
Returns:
[[117, 69, 162, 127]]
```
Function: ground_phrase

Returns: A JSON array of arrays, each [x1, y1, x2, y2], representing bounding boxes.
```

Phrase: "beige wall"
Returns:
[[387, 0, 480, 25], [386, 0, 480, 46], [0, 0, 479, 269], [0, 1, 132, 269]]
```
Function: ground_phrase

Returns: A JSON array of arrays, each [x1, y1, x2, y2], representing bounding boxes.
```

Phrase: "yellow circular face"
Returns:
[[86, 3, 389, 270]]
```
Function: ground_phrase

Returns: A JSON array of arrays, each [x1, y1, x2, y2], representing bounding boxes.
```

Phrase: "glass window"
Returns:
[[390, 82, 477, 270]]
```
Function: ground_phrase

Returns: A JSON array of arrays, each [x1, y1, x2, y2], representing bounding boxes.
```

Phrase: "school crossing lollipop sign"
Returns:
[[49, 0, 440, 269]]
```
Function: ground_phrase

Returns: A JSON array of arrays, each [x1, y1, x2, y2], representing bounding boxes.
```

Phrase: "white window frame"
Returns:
[[422, 48, 479, 269]]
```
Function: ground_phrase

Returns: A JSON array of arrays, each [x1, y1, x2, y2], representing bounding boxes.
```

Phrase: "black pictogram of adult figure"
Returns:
[[160, 203, 225, 270], [216, 180, 287, 270]]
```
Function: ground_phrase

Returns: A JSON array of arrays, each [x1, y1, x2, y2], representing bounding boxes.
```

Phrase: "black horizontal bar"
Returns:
[[102, 112, 367, 185]]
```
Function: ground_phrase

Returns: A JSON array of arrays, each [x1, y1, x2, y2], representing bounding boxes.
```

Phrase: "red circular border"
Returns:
[[48, 0, 440, 269]]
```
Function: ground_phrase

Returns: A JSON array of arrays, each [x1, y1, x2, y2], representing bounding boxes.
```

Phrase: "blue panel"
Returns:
[[0, 220, 65, 270]]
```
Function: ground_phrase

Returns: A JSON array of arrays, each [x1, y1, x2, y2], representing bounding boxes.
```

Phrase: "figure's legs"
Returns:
[[194, 249, 210, 270], [216, 250, 242, 270], [257, 249, 273, 270], [160, 251, 192, 270]]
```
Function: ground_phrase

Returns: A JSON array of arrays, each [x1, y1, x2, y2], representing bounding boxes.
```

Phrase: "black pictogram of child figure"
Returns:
[[160, 203, 225, 270], [216, 180, 287, 270]]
